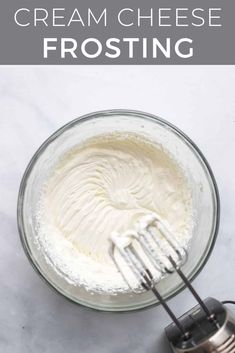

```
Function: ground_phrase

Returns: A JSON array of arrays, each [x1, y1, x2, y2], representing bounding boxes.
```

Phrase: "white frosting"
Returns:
[[37, 133, 193, 293]]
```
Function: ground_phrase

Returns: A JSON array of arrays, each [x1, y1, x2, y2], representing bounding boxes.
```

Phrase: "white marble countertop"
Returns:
[[0, 66, 235, 353]]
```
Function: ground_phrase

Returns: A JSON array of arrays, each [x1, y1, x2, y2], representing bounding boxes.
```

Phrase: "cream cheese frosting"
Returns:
[[37, 132, 193, 293]]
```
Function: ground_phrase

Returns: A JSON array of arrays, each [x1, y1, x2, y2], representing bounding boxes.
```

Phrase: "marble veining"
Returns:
[[0, 66, 235, 353]]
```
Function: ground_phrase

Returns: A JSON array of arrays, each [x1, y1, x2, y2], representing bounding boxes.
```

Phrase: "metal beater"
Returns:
[[109, 214, 235, 353]]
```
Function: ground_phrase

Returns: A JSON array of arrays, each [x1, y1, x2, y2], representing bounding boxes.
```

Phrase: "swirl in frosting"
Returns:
[[38, 133, 193, 292]]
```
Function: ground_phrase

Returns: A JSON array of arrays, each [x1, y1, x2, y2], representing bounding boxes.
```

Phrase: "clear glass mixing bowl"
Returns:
[[17, 110, 219, 312]]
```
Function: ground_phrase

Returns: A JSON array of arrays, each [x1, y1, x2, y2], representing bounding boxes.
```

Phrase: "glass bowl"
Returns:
[[17, 110, 220, 312]]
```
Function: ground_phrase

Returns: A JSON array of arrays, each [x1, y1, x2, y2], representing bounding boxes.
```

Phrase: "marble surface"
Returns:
[[0, 66, 235, 353]]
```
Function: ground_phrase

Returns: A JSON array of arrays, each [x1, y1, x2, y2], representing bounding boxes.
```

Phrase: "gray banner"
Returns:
[[0, 0, 234, 64]]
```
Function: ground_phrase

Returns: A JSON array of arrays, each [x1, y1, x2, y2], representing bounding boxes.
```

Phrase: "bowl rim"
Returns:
[[17, 109, 220, 313]]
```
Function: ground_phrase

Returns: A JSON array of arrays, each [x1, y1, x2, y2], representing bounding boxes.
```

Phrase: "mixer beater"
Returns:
[[109, 214, 235, 353]]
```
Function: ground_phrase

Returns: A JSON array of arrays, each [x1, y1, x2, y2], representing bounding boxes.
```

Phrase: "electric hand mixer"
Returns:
[[109, 214, 235, 353]]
